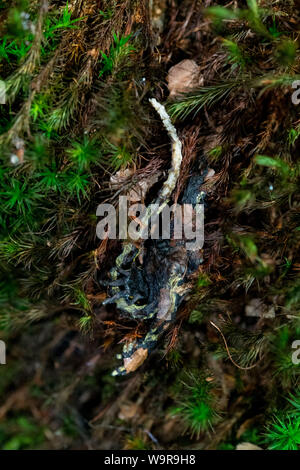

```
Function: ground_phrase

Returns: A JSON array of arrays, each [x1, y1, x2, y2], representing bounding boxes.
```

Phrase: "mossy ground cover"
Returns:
[[0, 0, 299, 450]]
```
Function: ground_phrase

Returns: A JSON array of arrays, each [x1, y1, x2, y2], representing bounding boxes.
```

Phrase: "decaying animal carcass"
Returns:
[[101, 99, 207, 375]]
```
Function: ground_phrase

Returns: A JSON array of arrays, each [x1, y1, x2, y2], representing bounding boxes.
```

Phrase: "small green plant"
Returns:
[[287, 392, 300, 418], [105, 142, 133, 170], [78, 314, 92, 334], [268, 16, 282, 39], [1, 179, 42, 216], [285, 281, 300, 310], [166, 348, 183, 369], [173, 372, 219, 437], [206, 1, 273, 39], [197, 272, 211, 288], [265, 417, 300, 450], [288, 127, 300, 148], [61, 414, 81, 438], [207, 145, 223, 162], [47, 90, 79, 132], [0, 238, 37, 267], [189, 308, 205, 325], [228, 233, 258, 263], [30, 94, 50, 122], [168, 80, 243, 119], [255, 155, 290, 178], [275, 39, 297, 67], [70, 286, 91, 312], [99, 33, 135, 77], [0, 415, 45, 450], [99, 8, 114, 21], [271, 325, 300, 385], [124, 432, 151, 450], [37, 164, 62, 192], [44, 1, 83, 39], [63, 169, 90, 202], [66, 136, 100, 171], [222, 39, 248, 69], [0, 38, 32, 63], [0, 37, 9, 61], [232, 188, 255, 211], [27, 134, 51, 168], [168, 74, 299, 120]]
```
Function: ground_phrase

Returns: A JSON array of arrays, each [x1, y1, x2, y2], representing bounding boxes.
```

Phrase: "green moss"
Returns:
[[265, 417, 300, 450], [172, 372, 220, 437], [99, 32, 136, 77], [0, 415, 45, 450], [196, 273, 211, 288]]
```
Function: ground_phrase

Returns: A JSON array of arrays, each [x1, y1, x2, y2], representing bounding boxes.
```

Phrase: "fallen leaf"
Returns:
[[167, 59, 203, 97]]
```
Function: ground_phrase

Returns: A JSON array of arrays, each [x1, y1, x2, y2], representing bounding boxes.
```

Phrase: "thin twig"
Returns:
[[210, 320, 261, 370]]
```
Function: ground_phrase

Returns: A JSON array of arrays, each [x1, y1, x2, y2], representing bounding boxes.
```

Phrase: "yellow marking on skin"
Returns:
[[115, 298, 146, 314], [112, 366, 125, 376]]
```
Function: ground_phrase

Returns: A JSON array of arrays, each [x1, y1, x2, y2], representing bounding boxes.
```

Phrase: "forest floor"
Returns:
[[0, 0, 299, 450]]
